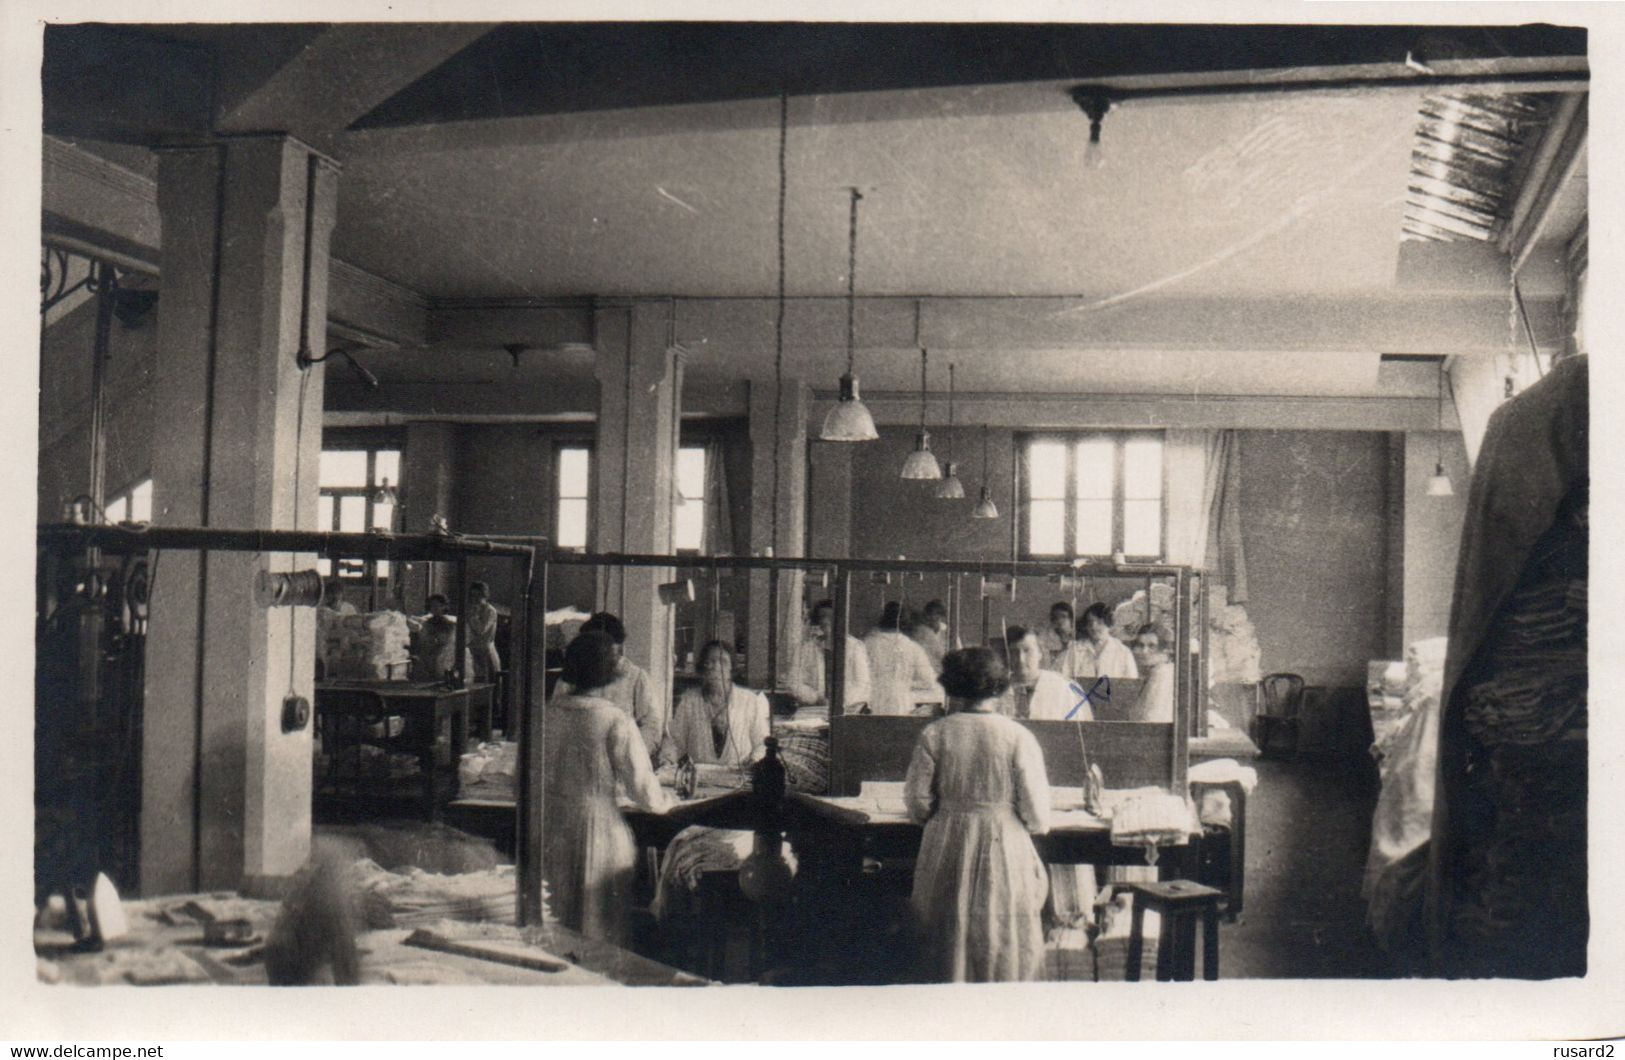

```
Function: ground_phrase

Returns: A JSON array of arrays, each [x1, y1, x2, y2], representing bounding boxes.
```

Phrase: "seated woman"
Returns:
[[863, 602, 940, 715], [1059, 602, 1139, 682], [904, 646, 1052, 982], [1128, 622, 1176, 723], [542, 631, 670, 944], [661, 640, 771, 770]]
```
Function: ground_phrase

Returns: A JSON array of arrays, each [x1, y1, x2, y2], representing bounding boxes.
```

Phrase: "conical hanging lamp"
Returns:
[[820, 187, 879, 442], [934, 362, 966, 498], [1428, 360, 1454, 497], [971, 424, 999, 519], [900, 345, 943, 479]]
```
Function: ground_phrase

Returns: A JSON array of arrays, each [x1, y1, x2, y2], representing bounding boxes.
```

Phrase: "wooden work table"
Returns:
[[314, 679, 494, 821], [621, 785, 1203, 879]]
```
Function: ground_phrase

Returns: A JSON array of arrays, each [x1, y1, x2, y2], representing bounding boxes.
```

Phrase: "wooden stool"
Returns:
[[1125, 880, 1224, 981]]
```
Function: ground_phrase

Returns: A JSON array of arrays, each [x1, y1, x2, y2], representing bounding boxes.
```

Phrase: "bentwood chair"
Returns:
[[1253, 672, 1305, 758]]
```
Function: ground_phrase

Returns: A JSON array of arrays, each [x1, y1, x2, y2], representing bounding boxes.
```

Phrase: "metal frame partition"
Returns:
[[35, 524, 535, 900], [525, 550, 1204, 922]]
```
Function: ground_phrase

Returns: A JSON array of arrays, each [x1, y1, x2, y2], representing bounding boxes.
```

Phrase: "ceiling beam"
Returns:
[[813, 392, 1454, 433], [41, 136, 429, 348], [214, 23, 497, 142], [1506, 94, 1588, 273], [350, 22, 1587, 132]]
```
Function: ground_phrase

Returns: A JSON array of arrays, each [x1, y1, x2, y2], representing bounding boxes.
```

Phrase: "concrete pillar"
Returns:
[[143, 137, 338, 896], [746, 377, 808, 686], [592, 301, 683, 724]]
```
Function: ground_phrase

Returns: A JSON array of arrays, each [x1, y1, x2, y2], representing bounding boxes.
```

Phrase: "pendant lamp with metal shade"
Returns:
[[1428, 361, 1455, 497], [900, 345, 943, 479], [972, 424, 999, 519], [934, 363, 967, 498], [820, 187, 879, 442]]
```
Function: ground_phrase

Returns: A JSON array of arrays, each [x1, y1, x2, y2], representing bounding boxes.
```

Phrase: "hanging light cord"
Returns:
[[846, 187, 862, 376], [982, 424, 990, 479], [771, 92, 788, 553], [918, 349, 929, 430], [1436, 363, 1446, 463], [947, 364, 956, 463]]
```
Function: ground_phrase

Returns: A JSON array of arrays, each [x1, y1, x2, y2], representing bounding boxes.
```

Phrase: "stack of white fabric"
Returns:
[[1187, 757, 1258, 830], [344, 858, 521, 927], [457, 740, 518, 802], [321, 610, 412, 680]]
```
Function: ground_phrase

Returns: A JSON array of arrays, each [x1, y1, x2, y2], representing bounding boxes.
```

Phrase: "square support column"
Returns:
[[747, 376, 808, 687], [592, 301, 683, 738], [143, 137, 338, 896]]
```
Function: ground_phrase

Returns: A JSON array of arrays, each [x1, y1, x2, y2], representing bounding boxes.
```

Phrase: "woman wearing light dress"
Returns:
[[904, 646, 1052, 982], [863, 602, 941, 715], [661, 640, 771, 769], [542, 631, 670, 944]]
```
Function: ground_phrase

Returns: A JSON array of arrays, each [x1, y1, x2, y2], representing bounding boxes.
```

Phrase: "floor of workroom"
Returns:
[[314, 752, 1401, 983], [1220, 754, 1395, 978]]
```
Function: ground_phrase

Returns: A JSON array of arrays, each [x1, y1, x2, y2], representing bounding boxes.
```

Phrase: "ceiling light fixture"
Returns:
[[972, 424, 999, 519], [1070, 86, 1114, 171], [1428, 361, 1454, 497], [900, 339, 942, 480], [934, 362, 966, 499], [820, 187, 879, 442]]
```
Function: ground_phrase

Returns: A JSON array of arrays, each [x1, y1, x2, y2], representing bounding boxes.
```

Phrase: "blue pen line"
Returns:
[[1065, 677, 1111, 720]]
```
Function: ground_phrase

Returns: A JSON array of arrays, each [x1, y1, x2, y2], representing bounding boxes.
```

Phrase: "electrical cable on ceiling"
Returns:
[[772, 92, 788, 555]]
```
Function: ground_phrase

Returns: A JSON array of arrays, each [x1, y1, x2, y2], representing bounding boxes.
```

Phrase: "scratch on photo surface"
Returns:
[[656, 186, 699, 214]]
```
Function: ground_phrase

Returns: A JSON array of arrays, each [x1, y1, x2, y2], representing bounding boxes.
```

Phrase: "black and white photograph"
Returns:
[[7, 1, 1619, 1044]]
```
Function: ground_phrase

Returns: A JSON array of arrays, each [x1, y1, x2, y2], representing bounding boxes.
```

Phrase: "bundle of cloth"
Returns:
[[1363, 636, 1447, 953], [457, 740, 518, 802], [648, 826, 798, 921], [320, 610, 411, 680]]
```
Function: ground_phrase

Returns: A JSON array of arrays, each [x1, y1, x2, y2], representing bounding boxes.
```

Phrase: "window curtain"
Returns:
[[1164, 428, 1249, 604], [702, 439, 733, 557], [1203, 430, 1249, 605]]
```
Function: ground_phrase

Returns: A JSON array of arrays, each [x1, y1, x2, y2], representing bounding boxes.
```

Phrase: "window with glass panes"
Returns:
[[317, 446, 400, 581], [104, 477, 152, 524], [1020, 433, 1165, 559], [673, 446, 707, 553], [555, 445, 592, 550]]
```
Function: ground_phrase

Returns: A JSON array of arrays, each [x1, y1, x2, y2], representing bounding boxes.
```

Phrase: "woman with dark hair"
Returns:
[[559, 611, 662, 754], [863, 601, 939, 715], [904, 646, 1052, 982], [1059, 601, 1139, 682], [543, 631, 669, 943], [661, 640, 771, 769]]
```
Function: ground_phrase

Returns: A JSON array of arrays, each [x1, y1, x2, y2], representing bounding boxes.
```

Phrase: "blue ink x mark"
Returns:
[[1066, 676, 1111, 720]]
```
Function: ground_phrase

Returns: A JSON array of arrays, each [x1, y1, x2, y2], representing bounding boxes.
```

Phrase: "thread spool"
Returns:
[[255, 568, 326, 608]]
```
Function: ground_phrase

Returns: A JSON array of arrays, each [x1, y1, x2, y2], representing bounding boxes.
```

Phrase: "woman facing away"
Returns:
[[661, 640, 771, 770], [904, 646, 1053, 983], [542, 631, 670, 944], [863, 602, 941, 715]]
